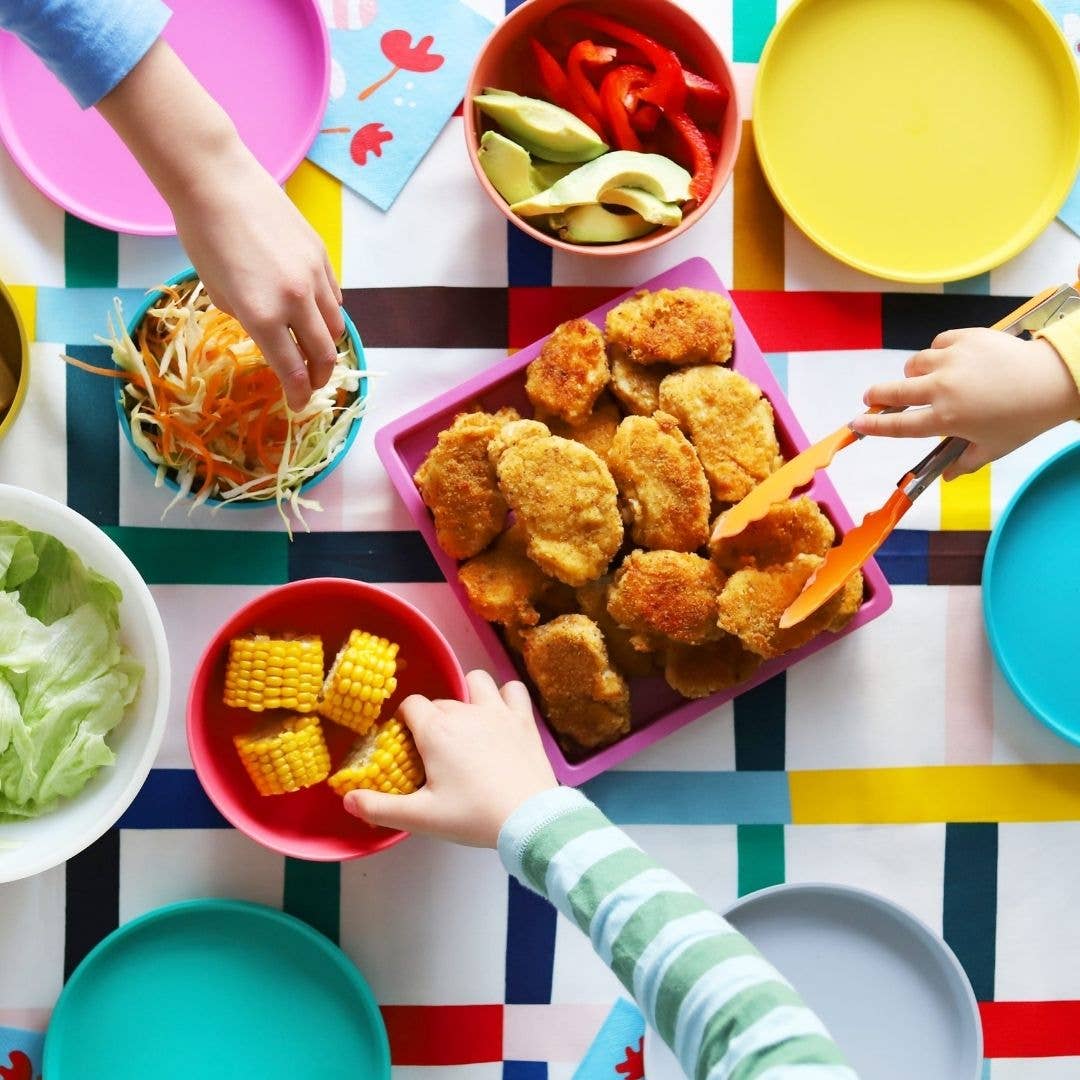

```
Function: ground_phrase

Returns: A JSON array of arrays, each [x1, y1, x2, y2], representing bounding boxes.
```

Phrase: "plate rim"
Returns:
[[752, 0, 1080, 284], [43, 897, 392, 1077], [983, 439, 1080, 744], [723, 880, 983, 1077]]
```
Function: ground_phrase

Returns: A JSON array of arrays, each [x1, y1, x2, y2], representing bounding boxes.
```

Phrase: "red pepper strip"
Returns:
[[529, 38, 573, 110], [567, 41, 616, 134], [556, 9, 687, 113], [684, 70, 729, 125], [701, 128, 723, 157], [599, 65, 645, 151], [630, 102, 661, 134], [668, 111, 714, 203]]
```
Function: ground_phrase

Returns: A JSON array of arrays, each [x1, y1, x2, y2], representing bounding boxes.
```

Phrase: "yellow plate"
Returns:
[[754, 0, 1080, 283]]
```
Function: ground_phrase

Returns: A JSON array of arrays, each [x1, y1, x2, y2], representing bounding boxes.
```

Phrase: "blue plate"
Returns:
[[44, 899, 391, 1080], [984, 440, 1080, 743], [115, 268, 366, 509]]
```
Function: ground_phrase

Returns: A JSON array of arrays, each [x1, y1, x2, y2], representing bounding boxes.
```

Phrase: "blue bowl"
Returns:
[[114, 268, 366, 509]]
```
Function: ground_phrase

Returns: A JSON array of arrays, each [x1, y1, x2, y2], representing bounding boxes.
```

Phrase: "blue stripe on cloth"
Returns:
[[765, 353, 788, 394], [944, 273, 991, 295], [505, 874, 558, 1004], [65, 345, 119, 525], [117, 769, 230, 828], [37, 287, 145, 344], [875, 529, 929, 585], [943, 823, 997, 1002], [508, 222, 553, 287], [583, 772, 792, 825], [504, 1062, 547, 1080], [734, 674, 785, 771], [288, 531, 442, 583]]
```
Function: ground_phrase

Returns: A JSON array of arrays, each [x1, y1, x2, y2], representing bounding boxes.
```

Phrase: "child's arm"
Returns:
[[851, 307, 1080, 479], [345, 671, 855, 1080], [0, 2, 343, 411]]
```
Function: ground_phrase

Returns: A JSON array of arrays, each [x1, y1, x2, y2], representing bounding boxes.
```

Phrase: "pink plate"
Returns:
[[0, 0, 329, 236], [375, 257, 894, 786]]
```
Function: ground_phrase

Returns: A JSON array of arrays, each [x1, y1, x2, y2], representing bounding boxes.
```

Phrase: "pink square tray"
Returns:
[[374, 257, 892, 785]]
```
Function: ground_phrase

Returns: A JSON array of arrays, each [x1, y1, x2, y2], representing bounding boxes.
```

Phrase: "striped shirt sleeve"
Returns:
[[498, 788, 856, 1080]]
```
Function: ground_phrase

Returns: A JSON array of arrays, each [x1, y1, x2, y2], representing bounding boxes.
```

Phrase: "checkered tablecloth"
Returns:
[[3, 2, 1080, 1077]]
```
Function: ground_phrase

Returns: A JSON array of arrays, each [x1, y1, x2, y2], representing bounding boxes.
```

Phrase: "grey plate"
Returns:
[[715, 883, 982, 1080]]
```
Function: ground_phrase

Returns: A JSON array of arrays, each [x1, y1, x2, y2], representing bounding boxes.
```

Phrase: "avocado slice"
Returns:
[[532, 161, 580, 189], [474, 91, 607, 164], [510, 151, 692, 216], [478, 131, 540, 205], [601, 187, 683, 227], [550, 204, 659, 244]]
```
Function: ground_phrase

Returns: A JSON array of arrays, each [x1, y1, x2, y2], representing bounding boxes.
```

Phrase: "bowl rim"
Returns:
[[114, 267, 367, 509], [462, 0, 743, 257], [0, 484, 171, 883], [185, 576, 470, 861], [0, 277, 30, 443]]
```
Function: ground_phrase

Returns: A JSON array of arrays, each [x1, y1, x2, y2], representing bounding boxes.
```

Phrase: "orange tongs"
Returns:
[[712, 282, 1080, 629]]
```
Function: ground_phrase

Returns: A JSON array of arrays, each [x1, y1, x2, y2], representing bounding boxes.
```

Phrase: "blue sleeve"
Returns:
[[0, 0, 171, 108]]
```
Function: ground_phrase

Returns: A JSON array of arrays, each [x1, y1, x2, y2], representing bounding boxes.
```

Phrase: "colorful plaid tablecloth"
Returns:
[[3, 2, 1080, 1077]]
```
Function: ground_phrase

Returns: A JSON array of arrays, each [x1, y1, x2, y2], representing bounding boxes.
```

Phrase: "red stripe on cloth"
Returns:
[[381, 1005, 504, 1065], [508, 286, 626, 349], [981, 1001, 1080, 1057], [731, 291, 883, 352]]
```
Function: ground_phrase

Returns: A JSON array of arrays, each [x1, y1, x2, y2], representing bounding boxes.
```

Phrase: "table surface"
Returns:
[[2, 2, 1080, 1078]]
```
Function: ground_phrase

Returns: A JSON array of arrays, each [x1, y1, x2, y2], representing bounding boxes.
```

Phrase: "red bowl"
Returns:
[[463, 0, 741, 257], [187, 578, 467, 861]]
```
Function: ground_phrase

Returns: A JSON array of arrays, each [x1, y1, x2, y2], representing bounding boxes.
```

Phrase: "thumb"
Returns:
[[942, 443, 988, 482], [344, 787, 433, 834]]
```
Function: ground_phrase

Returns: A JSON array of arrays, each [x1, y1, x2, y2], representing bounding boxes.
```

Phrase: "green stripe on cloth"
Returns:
[[728, 1033, 846, 1078], [737, 825, 785, 896], [64, 215, 118, 287], [654, 934, 762, 1045], [565, 847, 657, 934], [102, 526, 289, 584], [734, 0, 776, 63], [283, 858, 340, 943], [695, 983, 805, 1080], [610, 890, 710, 991], [520, 806, 612, 893]]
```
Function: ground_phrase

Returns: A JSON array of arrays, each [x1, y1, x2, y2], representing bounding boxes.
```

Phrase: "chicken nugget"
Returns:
[[605, 287, 734, 366], [716, 554, 864, 660], [458, 525, 553, 628], [608, 549, 726, 647], [608, 412, 711, 552], [522, 614, 631, 750], [609, 346, 671, 415], [525, 317, 609, 425], [576, 578, 659, 678], [659, 366, 783, 503], [537, 393, 621, 462], [414, 406, 519, 559], [663, 636, 761, 699], [710, 497, 835, 573], [490, 421, 623, 587]]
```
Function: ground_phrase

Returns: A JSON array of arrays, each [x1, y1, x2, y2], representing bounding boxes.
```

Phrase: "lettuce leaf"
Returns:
[[0, 522, 143, 819]]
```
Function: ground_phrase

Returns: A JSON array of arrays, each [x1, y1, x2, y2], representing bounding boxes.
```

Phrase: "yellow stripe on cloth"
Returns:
[[790, 764, 1080, 824], [940, 464, 990, 530], [6, 285, 36, 342], [733, 120, 785, 291], [285, 160, 342, 281]]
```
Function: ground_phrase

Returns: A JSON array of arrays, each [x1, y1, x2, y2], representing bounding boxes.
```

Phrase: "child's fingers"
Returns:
[[931, 328, 968, 349], [397, 694, 442, 750], [862, 375, 936, 408], [344, 787, 436, 834], [465, 669, 502, 707], [905, 348, 944, 377], [850, 407, 940, 438], [500, 679, 535, 719], [942, 443, 988, 481]]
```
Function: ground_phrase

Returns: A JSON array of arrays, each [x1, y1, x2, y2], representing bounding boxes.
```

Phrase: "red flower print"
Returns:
[[615, 1036, 645, 1079], [0, 1050, 34, 1080], [359, 29, 445, 100], [350, 122, 394, 165]]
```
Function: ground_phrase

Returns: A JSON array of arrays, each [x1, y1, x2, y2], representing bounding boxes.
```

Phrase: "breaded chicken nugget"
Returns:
[[605, 287, 734, 366], [489, 421, 623, 587], [663, 636, 761, 699], [537, 393, 621, 462], [522, 614, 631, 750], [576, 578, 659, 678], [609, 346, 671, 415], [458, 525, 553, 628], [710, 497, 835, 573], [608, 412, 711, 552], [716, 554, 864, 660], [608, 549, 726, 647], [659, 366, 783, 503], [525, 317, 609, 425], [413, 406, 519, 559]]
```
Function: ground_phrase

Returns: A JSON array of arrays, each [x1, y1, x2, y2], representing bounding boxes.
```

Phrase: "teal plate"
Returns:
[[984, 440, 1080, 743], [44, 899, 391, 1080]]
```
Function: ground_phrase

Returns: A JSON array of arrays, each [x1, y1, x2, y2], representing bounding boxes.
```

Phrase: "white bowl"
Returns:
[[0, 486, 170, 882]]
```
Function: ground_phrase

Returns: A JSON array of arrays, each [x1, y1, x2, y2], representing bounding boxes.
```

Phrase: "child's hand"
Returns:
[[343, 670, 558, 848], [852, 329, 1080, 479]]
